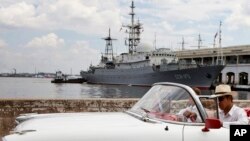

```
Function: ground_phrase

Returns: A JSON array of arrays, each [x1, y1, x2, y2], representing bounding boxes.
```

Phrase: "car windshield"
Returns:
[[130, 85, 202, 123]]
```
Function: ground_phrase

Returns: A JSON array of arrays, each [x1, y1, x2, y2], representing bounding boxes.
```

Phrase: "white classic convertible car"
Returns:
[[2, 82, 249, 141]]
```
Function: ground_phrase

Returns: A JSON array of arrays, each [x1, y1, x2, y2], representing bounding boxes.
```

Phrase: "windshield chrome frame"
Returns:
[[129, 82, 208, 123]]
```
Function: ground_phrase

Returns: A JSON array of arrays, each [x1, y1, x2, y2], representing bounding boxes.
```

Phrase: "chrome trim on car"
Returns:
[[10, 129, 36, 135], [125, 110, 161, 124], [15, 113, 38, 124]]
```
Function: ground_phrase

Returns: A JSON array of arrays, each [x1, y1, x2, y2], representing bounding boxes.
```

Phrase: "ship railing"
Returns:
[[178, 63, 197, 69]]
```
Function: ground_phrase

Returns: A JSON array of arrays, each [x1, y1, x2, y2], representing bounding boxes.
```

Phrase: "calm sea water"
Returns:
[[0, 77, 149, 99], [0, 77, 249, 99]]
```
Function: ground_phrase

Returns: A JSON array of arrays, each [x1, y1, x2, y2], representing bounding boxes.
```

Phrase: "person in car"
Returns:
[[215, 84, 249, 128], [178, 87, 202, 122]]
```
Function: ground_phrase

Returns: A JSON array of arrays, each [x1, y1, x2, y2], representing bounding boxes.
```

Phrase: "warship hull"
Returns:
[[83, 65, 224, 89]]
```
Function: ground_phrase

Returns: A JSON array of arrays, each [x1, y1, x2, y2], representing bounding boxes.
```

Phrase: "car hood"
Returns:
[[3, 112, 172, 141]]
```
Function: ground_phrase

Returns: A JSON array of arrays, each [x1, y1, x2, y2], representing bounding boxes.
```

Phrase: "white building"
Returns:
[[176, 45, 250, 85]]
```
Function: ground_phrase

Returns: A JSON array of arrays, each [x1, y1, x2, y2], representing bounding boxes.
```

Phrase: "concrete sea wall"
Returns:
[[1, 99, 250, 138], [0, 99, 139, 137]]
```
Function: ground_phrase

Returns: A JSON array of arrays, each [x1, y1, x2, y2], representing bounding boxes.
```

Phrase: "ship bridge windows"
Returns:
[[239, 55, 250, 64], [180, 58, 192, 64], [226, 56, 237, 64], [203, 57, 213, 65], [193, 58, 202, 65], [226, 72, 235, 84], [239, 72, 248, 85]]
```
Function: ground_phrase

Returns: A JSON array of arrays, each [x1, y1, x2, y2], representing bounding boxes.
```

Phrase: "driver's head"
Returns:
[[215, 84, 233, 110], [192, 87, 201, 96], [189, 87, 201, 105]]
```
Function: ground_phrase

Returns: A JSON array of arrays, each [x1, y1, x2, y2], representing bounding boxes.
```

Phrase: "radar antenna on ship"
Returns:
[[102, 28, 117, 62], [122, 0, 143, 54]]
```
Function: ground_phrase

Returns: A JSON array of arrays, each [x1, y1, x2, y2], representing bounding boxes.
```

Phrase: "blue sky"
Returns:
[[0, 0, 250, 74]]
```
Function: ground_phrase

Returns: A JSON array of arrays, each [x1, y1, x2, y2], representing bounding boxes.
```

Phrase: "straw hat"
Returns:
[[215, 84, 232, 96]]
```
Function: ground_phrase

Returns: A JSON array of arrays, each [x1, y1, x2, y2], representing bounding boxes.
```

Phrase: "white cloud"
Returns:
[[26, 33, 65, 49], [0, 2, 47, 28], [26, 39, 100, 74], [0, 33, 99, 74], [44, 0, 121, 35], [23, 34, 99, 73], [0, 0, 122, 35], [145, 0, 232, 24], [64, 41, 100, 72], [225, 0, 250, 30], [135, 0, 250, 49], [0, 39, 7, 48]]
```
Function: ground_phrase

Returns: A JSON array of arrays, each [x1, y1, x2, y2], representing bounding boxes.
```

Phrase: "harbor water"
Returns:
[[0, 77, 249, 99], [0, 77, 149, 99]]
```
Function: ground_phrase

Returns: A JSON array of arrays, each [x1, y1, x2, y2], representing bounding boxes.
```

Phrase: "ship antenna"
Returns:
[[153, 32, 157, 50], [196, 34, 206, 49], [182, 37, 185, 50], [198, 34, 202, 49], [123, 1, 143, 54], [130, 0, 135, 54], [190, 34, 207, 49], [213, 31, 218, 48], [216, 21, 223, 65], [102, 28, 117, 62], [178, 37, 187, 50]]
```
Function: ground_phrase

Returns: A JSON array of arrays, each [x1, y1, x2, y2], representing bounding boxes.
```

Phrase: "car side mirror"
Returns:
[[202, 118, 222, 132]]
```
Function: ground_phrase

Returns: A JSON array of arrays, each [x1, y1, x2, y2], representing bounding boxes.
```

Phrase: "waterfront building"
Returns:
[[176, 45, 250, 85]]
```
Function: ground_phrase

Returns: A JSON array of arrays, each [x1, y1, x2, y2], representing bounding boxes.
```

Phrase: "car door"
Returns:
[[138, 121, 184, 141], [158, 122, 184, 141], [183, 124, 229, 141]]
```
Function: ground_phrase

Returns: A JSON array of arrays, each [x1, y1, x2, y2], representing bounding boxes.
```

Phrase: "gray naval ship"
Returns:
[[81, 1, 224, 89]]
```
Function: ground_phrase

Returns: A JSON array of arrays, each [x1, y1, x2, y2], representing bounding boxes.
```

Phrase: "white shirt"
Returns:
[[219, 105, 249, 128]]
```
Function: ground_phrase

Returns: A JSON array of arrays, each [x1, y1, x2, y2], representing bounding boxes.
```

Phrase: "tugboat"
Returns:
[[80, 1, 225, 89], [51, 71, 86, 84]]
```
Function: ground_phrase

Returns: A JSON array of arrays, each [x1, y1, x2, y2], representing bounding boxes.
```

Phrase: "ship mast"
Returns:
[[189, 34, 206, 50], [182, 37, 185, 50], [153, 32, 157, 49], [216, 21, 223, 65], [178, 37, 186, 50], [123, 1, 143, 54], [102, 28, 116, 62], [198, 34, 202, 49]]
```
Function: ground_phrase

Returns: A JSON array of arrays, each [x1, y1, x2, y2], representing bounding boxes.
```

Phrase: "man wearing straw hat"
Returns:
[[215, 84, 249, 128]]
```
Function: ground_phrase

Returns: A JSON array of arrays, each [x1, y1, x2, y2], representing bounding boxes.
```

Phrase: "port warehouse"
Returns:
[[176, 45, 250, 85]]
